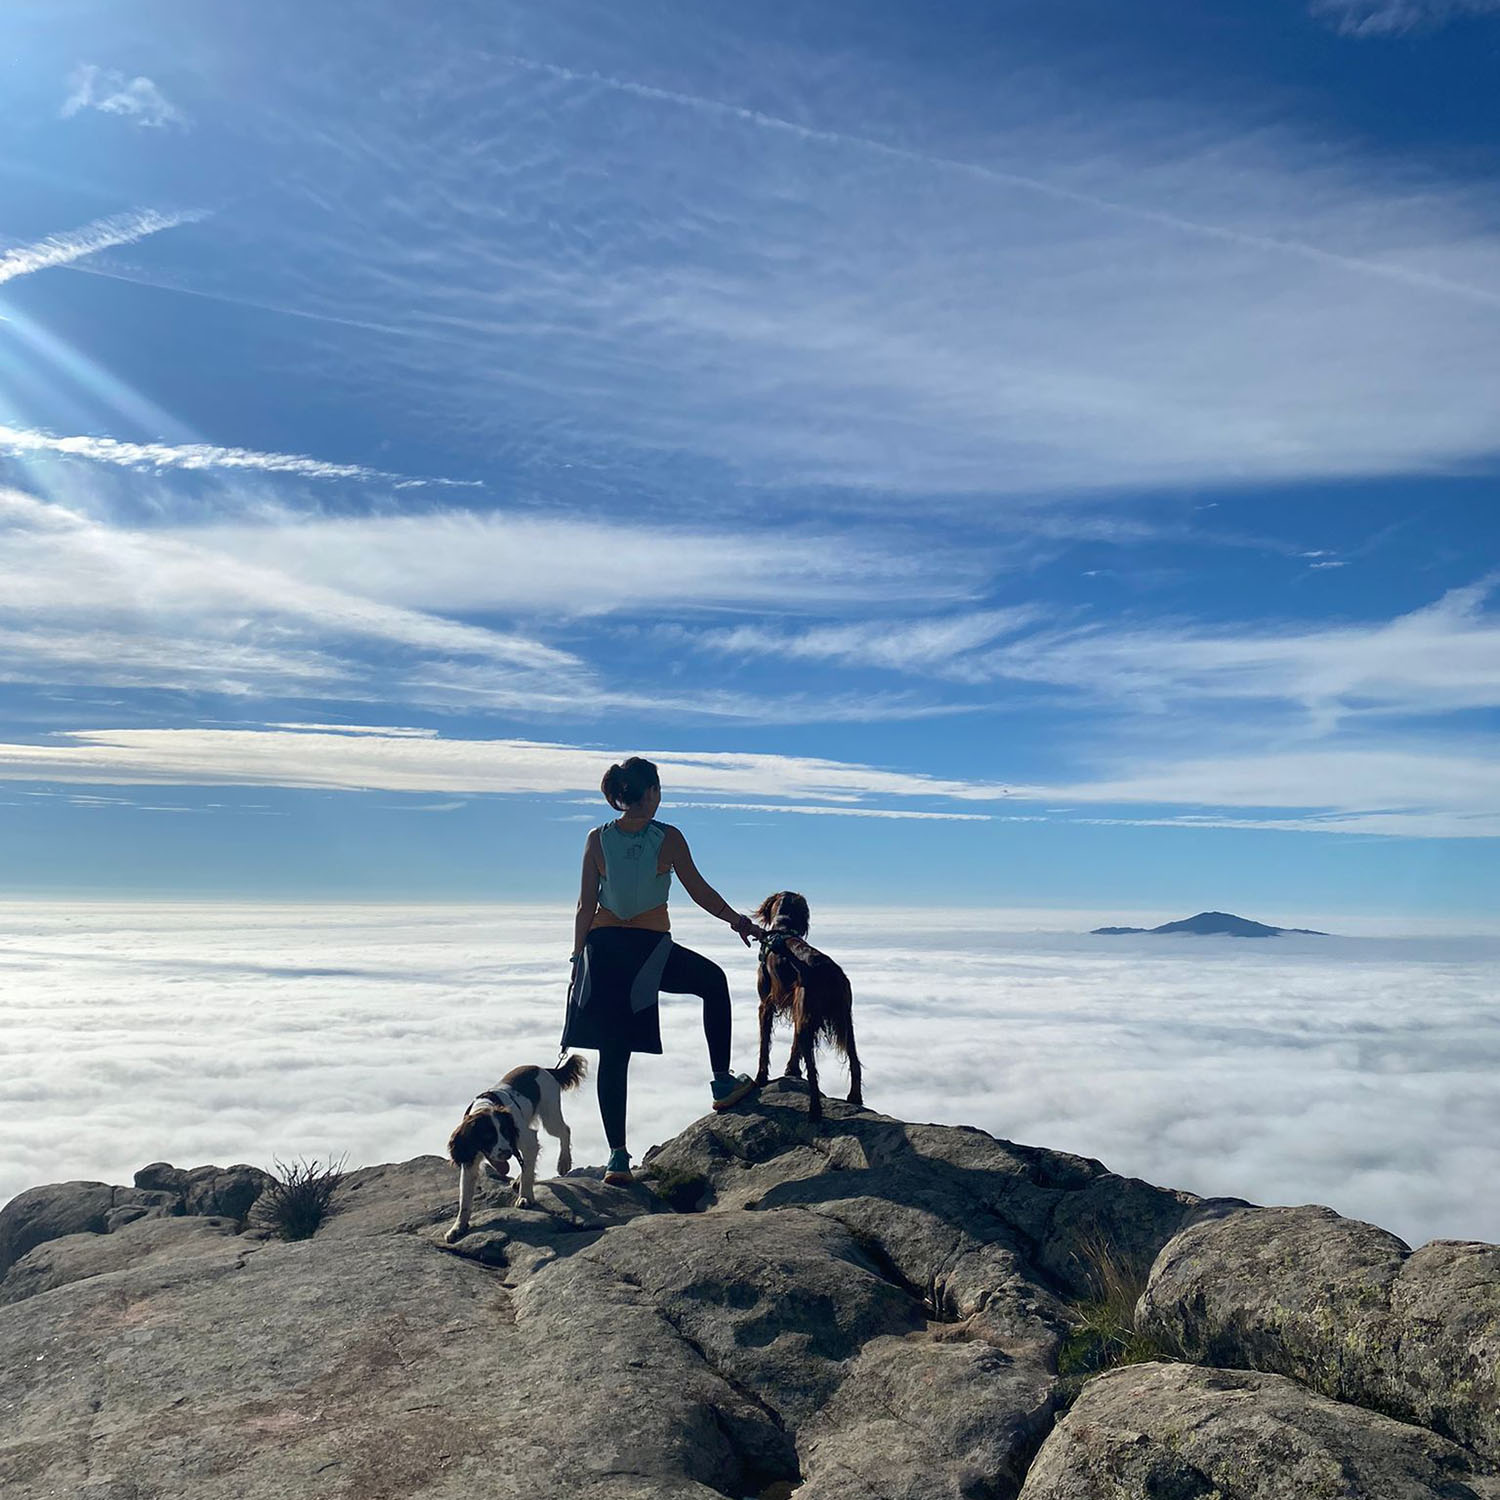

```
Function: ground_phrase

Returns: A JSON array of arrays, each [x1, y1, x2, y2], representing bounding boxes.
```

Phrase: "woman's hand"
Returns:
[[729, 912, 761, 947]]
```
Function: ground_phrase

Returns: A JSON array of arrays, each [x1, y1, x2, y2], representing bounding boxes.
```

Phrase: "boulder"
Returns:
[[0, 1166, 274, 1285], [1018, 1362, 1500, 1500], [185, 1164, 275, 1220], [798, 1331, 1058, 1499], [135, 1161, 275, 1221], [642, 1082, 1231, 1310], [1139, 1204, 1500, 1460], [1, 1214, 242, 1306], [132, 1161, 192, 1194], [307, 1157, 454, 1240], [0, 1181, 116, 1277], [104, 1189, 183, 1233]]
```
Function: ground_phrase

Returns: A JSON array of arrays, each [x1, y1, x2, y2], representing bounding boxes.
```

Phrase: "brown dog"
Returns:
[[753, 891, 863, 1123]]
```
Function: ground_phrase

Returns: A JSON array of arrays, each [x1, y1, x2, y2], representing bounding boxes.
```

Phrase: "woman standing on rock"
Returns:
[[562, 756, 760, 1186]]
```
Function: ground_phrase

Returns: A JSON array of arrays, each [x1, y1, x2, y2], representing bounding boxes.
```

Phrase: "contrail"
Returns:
[[0, 423, 481, 488], [0, 208, 208, 287], [503, 54, 1500, 312]]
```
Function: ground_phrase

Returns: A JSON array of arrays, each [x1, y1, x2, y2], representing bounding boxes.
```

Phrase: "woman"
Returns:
[[561, 756, 759, 1185]]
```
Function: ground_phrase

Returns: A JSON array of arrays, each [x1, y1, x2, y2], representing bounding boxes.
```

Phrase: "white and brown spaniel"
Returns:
[[445, 1055, 586, 1240]]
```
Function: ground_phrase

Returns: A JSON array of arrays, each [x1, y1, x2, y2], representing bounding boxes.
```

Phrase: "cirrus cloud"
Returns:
[[0, 210, 205, 288]]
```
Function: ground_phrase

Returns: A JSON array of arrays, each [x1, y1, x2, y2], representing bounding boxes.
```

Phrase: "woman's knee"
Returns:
[[665, 945, 729, 1002], [693, 953, 730, 1004]]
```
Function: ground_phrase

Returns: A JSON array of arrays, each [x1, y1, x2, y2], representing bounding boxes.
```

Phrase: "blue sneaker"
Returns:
[[603, 1148, 633, 1186], [711, 1072, 759, 1112]]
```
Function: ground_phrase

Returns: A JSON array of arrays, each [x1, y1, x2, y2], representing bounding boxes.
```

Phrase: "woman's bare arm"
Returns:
[[664, 828, 755, 944], [573, 831, 602, 956]]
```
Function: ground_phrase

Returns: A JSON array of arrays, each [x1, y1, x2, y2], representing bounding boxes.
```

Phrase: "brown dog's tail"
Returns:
[[550, 1053, 588, 1091]]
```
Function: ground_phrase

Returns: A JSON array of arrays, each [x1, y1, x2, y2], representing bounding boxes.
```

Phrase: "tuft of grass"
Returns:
[[1057, 1230, 1175, 1381], [254, 1155, 347, 1241], [642, 1164, 712, 1213]]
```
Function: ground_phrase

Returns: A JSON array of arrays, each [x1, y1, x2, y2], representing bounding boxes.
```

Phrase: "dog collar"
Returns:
[[474, 1084, 526, 1118], [472, 1085, 528, 1162]]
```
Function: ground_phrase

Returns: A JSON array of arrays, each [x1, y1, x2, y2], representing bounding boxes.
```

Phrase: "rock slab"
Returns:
[[1, 1083, 1496, 1499]]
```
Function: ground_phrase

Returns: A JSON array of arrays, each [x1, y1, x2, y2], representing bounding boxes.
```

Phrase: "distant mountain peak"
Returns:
[[1091, 910, 1328, 938]]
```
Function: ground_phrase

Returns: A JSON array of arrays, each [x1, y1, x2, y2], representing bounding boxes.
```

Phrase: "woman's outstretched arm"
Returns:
[[664, 828, 755, 945], [573, 830, 602, 957]]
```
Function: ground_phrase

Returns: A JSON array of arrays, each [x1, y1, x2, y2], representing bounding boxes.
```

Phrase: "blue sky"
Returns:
[[1, 0, 1497, 920]]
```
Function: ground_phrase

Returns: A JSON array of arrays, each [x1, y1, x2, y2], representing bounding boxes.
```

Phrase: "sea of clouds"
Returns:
[[2, 901, 1496, 1250]]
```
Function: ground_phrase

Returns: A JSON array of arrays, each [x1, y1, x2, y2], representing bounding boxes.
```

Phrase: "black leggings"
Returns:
[[597, 942, 731, 1151]]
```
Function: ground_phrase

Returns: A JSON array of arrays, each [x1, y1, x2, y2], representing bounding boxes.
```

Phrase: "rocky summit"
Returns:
[[0, 1083, 1495, 1500]]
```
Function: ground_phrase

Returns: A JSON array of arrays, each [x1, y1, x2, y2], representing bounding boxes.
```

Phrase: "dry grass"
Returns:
[[1057, 1229, 1175, 1380], [253, 1155, 347, 1241]]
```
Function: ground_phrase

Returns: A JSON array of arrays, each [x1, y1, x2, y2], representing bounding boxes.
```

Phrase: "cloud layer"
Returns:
[[2, 902, 1494, 1252]]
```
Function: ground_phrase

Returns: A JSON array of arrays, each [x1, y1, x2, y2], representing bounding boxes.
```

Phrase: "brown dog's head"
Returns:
[[755, 891, 810, 937], [447, 1108, 519, 1178]]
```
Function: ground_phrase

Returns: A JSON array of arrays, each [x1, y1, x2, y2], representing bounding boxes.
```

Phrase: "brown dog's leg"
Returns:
[[783, 983, 805, 1077], [800, 1022, 822, 1122], [844, 1032, 863, 1108], [755, 998, 774, 1088]]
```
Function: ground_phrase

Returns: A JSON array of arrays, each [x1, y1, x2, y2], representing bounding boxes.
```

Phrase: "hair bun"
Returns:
[[601, 756, 660, 811]]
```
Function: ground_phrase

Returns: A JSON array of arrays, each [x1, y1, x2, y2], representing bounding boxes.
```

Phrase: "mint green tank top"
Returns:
[[597, 820, 672, 920]]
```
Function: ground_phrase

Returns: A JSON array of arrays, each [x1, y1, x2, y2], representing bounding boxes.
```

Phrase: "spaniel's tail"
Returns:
[[550, 1053, 589, 1091]]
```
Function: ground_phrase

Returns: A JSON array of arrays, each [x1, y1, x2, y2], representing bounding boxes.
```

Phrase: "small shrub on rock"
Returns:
[[253, 1156, 346, 1241]]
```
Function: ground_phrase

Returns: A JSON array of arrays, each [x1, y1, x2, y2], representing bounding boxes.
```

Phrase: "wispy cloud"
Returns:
[[691, 584, 1500, 726], [0, 209, 205, 287], [504, 52, 1500, 312], [1015, 745, 1500, 839], [975, 581, 1500, 723], [1311, 0, 1500, 35], [0, 423, 478, 488], [0, 726, 1015, 807], [181, 509, 978, 617], [1, 722, 1494, 839], [662, 801, 993, 822], [61, 65, 187, 129], [271, 723, 439, 739], [0, 488, 584, 705], [187, 34, 1500, 501], [691, 609, 1040, 675], [0, 488, 975, 722]]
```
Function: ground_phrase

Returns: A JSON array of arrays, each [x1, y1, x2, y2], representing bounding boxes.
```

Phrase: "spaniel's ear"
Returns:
[[782, 892, 810, 935], [447, 1112, 497, 1167], [754, 893, 782, 926]]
